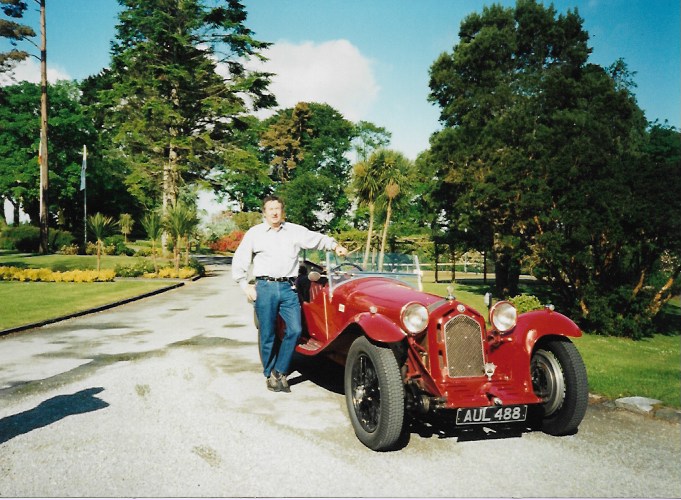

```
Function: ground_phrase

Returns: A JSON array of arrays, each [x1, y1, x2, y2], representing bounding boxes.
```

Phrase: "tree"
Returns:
[[141, 210, 163, 272], [118, 213, 133, 243], [372, 150, 411, 270], [0, 81, 96, 234], [87, 212, 114, 271], [352, 121, 391, 162], [0, 0, 34, 75], [428, 0, 678, 336], [352, 159, 381, 267], [164, 201, 198, 272], [261, 102, 356, 231], [1, 0, 49, 253], [100, 0, 275, 220], [211, 116, 272, 212]]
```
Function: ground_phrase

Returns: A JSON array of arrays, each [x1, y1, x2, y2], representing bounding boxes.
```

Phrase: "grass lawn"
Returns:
[[0, 280, 178, 331], [574, 334, 680, 408], [0, 253, 172, 271]]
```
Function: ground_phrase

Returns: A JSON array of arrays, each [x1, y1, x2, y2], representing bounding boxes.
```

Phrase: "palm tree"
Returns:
[[141, 211, 163, 273], [352, 158, 382, 268], [164, 202, 198, 273], [87, 213, 114, 271], [376, 151, 410, 271], [119, 213, 134, 243]]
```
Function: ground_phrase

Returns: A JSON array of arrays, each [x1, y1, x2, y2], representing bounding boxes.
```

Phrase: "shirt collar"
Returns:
[[265, 221, 287, 232]]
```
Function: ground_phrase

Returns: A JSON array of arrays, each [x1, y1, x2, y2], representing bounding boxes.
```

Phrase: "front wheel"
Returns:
[[344, 337, 405, 451], [531, 338, 588, 436]]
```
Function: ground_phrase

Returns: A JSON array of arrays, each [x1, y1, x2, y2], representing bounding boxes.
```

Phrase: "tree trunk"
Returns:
[[362, 202, 375, 268], [494, 251, 520, 298], [378, 199, 393, 271], [39, 0, 49, 254]]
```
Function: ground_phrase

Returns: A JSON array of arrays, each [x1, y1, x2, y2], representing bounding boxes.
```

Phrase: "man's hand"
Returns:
[[245, 284, 257, 302], [335, 245, 348, 257]]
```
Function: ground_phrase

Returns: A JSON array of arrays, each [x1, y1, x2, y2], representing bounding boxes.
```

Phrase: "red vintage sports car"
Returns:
[[269, 252, 588, 451]]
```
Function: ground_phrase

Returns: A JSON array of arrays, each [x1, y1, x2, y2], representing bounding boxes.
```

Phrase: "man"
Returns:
[[231, 195, 348, 393]]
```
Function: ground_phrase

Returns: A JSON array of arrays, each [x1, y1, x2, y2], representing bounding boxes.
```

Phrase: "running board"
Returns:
[[296, 337, 324, 354]]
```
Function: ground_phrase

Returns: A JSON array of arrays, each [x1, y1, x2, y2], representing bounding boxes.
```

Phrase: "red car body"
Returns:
[[280, 255, 588, 451]]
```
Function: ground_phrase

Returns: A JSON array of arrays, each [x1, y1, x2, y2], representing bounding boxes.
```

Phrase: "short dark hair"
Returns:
[[262, 195, 284, 211]]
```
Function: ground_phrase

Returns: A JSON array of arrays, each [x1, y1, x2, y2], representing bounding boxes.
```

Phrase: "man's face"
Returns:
[[263, 200, 284, 228]]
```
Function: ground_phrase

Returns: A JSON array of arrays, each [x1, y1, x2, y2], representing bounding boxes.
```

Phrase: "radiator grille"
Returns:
[[443, 315, 485, 378]]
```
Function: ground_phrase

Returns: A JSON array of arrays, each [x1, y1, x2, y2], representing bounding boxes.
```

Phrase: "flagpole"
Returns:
[[81, 145, 87, 249]]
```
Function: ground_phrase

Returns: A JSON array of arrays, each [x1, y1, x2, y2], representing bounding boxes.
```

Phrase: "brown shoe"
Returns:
[[266, 373, 281, 392], [273, 370, 291, 393]]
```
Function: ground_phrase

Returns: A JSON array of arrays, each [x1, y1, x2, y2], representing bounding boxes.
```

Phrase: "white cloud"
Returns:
[[0, 57, 71, 86], [249, 39, 380, 121]]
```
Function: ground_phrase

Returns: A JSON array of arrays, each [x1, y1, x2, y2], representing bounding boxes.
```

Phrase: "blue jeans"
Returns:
[[254, 280, 302, 377]]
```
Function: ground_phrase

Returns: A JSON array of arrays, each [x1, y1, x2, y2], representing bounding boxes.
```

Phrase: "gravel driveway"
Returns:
[[0, 258, 679, 497]]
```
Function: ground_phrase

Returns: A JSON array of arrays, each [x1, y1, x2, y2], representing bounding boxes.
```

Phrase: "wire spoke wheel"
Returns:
[[344, 337, 405, 451], [531, 338, 588, 436], [351, 353, 381, 432]]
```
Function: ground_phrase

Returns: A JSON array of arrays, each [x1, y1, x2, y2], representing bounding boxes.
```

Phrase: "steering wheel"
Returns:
[[331, 262, 364, 273]]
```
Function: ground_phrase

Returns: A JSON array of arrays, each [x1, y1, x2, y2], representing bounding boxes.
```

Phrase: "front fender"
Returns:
[[353, 312, 407, 343], [516, 309, 581, 355]]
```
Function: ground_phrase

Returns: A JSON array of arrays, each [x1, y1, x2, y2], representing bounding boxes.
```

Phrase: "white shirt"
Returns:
[[231, 221, 338, 291]]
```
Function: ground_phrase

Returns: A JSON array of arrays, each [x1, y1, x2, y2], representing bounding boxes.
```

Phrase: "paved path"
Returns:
[[0, 259, 679, 497]]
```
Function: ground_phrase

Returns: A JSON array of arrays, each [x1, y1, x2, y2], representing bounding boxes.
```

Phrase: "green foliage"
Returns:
[[104, 234, 135, 256], [114, 259, 155, 277], [232, 211, 262, 231], [118, 213, 134, 242], [262, 102, 356, 231], [508, 294, 543, 314], [0, 81, 97, 232], [203, 212, 237, 242], [0, 0, 34, 75], [164, 201, 199, 271], [0, 223, 38, 251], [427, 0, 679, 337], [98, 0, 275, 210], [87, 213, 115, 271]]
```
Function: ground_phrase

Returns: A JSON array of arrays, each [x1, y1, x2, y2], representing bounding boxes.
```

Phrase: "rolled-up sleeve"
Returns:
[[298, 226, 337, 252]]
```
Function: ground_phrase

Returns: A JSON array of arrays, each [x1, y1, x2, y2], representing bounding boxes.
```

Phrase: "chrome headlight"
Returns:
[[489, 301, 517, 333], [401, 302, 429, 335]]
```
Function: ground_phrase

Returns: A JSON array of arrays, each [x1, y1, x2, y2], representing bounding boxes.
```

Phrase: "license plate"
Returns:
[[456, 405, 527, 425]]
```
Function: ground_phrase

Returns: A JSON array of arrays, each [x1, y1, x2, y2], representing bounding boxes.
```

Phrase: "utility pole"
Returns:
[[38, 0, 49, 254]]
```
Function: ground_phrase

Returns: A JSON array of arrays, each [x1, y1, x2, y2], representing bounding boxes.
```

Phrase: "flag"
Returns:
[[80, 145, 87, 191]]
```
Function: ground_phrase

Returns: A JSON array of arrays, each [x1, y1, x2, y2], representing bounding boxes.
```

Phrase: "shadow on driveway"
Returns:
[[0, 387, 109, 444]]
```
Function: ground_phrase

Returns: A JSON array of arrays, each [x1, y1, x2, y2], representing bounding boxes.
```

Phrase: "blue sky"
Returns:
[[3, 0, 680, 161]]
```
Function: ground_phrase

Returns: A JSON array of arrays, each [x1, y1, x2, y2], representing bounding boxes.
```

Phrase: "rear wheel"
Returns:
[[531, 338, 588, 436], [344, 337, 405, 451]]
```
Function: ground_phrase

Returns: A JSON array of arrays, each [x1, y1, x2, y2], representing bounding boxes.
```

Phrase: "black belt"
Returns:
[[256, 276, 294, 282]]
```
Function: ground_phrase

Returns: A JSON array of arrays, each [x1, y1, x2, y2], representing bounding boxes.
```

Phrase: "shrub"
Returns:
[[134, 247, 152, 257], [86, 241, 116, 255], [50, 229, 75, 251], [0, 266, 115, 282], [58, 244, 80, 255], [232, 211, 262, 231], [508, 294, 543, 314], [143, 266, 196, 279], [0, 224, 40, 252], [105, 234, 135, 256], [114, 260, 156, 277], [209, 230, 244, 253]]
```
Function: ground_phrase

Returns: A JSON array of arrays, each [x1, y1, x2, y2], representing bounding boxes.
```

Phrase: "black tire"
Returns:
[[531, 337, 588, 436], [344, 337, 405, 451]]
